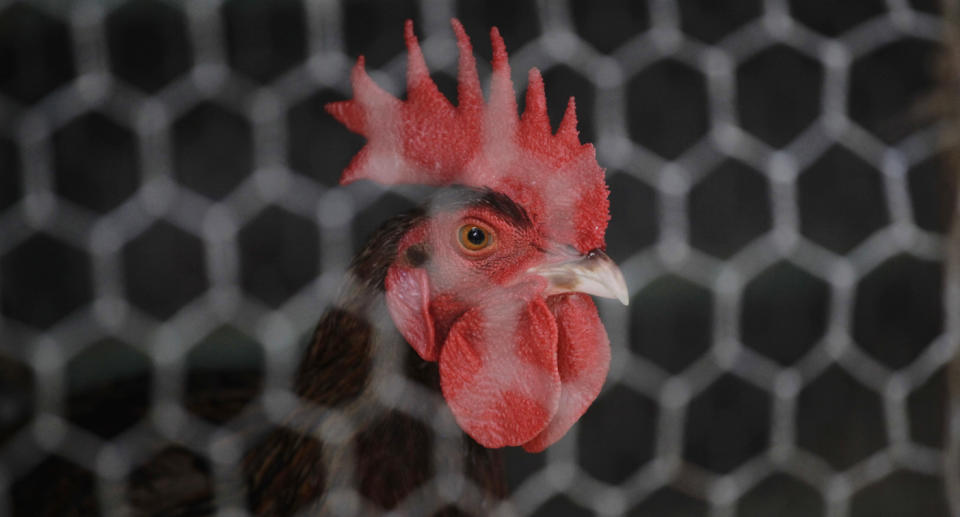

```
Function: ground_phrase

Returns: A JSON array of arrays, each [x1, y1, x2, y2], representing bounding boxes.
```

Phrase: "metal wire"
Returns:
[[0, 0, 954, 515]]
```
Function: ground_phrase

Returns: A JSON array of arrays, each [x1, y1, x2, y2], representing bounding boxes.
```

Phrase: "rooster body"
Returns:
[[12, 20, 627, 517]]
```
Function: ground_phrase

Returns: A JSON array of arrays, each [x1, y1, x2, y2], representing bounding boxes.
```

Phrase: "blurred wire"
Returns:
[[0, 0, 954, 515]]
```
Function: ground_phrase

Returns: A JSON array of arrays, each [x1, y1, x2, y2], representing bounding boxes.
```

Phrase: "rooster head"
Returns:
[[326, 19, 627, 452]]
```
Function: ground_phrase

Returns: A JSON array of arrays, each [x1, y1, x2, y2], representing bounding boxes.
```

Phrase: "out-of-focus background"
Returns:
[[1, 0, 958, 515]]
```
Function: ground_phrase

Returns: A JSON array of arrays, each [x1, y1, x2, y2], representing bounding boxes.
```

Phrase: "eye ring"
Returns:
[[458, 223, 494, 252]]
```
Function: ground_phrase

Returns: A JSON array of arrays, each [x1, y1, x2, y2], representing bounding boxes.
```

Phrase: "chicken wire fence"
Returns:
[[0, 0, 957, 515]]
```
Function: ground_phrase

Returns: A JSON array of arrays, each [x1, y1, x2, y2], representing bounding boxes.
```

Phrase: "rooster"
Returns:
[[15, 19, 627, 517]]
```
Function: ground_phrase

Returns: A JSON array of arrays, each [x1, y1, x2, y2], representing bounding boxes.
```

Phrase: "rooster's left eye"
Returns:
[[458, 224, 493, 251]]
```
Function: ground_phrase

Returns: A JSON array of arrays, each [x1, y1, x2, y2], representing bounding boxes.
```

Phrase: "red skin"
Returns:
[[385, 204, 610, 451]]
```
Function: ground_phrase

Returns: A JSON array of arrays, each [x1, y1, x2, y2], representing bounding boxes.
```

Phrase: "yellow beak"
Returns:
[[528, 249, 629, 306]]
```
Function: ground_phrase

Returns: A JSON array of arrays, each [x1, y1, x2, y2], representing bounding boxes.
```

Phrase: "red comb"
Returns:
[[326, 19, 609, 252]]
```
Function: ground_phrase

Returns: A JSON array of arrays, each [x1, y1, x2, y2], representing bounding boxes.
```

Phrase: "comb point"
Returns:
[[557, 96, 580, 145], [487, 26, 517, 128], [325, 100, 364, 134], [350, 55, 400, 109], [451, 18, 482, 110], [350, 55, 367, 84], [404, 20, 447, 108], [490, 27, 508, 72], [521, 68, 550, 135], [404, 20, 427, 83]]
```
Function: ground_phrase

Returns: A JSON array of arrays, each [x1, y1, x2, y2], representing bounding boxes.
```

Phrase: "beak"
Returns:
[[528, 248, 630, 306]]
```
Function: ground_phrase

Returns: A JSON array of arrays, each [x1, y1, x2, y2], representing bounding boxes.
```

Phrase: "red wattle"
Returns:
[[439, 296, 561, 448], [523, 293, 611, 452]]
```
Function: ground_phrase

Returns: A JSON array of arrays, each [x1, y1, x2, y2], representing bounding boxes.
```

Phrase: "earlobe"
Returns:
[[385, 265, 438, 361]]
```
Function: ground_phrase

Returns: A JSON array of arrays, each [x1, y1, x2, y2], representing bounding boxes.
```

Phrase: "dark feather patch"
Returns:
[[405, 244, 429, 267], [429, 186, 532, 228]]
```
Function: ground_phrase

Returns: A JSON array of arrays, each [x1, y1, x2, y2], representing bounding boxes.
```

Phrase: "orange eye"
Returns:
[[458, 224, 493, 251]]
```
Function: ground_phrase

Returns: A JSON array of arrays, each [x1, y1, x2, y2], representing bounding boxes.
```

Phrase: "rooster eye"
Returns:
[[458, 224, 492, 251]]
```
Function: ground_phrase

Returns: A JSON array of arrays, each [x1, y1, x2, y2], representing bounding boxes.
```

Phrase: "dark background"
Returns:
[[0, 0, 956, 516]]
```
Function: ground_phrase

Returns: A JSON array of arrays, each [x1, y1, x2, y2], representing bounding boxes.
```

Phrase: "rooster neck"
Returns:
[[295, 208, 431, 402]]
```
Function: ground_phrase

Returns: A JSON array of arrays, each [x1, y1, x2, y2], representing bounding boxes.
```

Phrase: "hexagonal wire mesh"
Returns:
[[0, 0, 957, 516]]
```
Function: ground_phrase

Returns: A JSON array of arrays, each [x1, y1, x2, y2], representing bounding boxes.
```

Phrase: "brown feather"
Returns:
[[244, 195, 506, 515]]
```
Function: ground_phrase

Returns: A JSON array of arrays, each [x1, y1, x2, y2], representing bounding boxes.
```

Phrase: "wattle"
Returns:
[[438, 292, 610, 451]]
